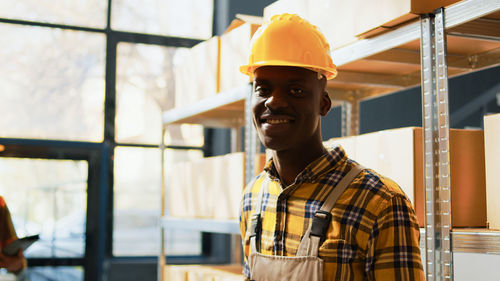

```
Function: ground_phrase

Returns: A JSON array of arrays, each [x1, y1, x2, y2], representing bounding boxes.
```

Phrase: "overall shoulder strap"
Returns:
[[296, 164, 365, 257], [249, 176, 270, 254]]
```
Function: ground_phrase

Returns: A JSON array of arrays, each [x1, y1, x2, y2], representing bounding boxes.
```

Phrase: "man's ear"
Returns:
[[320, 91, 331, 116]]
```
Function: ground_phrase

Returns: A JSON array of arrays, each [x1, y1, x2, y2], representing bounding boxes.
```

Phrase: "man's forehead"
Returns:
[[253, 66, 318, 82]]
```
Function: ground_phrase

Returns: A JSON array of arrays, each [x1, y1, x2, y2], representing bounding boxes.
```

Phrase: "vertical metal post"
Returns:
[[350, 95, 360, 136], [231, 127, 242, 153], [340, 101, 352, 137], [158, 126, 166, 281], [244, 88, 258, 185], [434, 9, 453, 280], [230, 126, 243, 265], [420, 9, 453, 281]]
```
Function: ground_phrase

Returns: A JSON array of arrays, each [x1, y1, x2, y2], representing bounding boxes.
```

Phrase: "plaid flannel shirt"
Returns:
[[239, 146, 424, 281]]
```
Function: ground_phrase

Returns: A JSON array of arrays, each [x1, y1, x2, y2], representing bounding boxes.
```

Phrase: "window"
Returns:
[[111, 0, 213, 39], [115, 42, 204, 146], [0, 0, 108, 28], [0, 1, 216, 279], [0, 157, 88, 258], [0, 23, 105, 142]]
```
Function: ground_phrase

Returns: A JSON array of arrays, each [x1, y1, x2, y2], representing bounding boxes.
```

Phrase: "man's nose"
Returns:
[[264, 90, 288, 110]]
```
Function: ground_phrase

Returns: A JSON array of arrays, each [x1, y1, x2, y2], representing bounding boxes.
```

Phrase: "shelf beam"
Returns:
[[445, 0, 500, 30], [162, 84, 251, 128], [332, 70, 420, 89], [452, 229, 500, 254], [332, 20, 421, 66], [420, 229, 500, 255]]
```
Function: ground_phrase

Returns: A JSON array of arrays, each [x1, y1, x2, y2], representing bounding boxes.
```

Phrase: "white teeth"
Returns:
[[266, 119, 290, 124]]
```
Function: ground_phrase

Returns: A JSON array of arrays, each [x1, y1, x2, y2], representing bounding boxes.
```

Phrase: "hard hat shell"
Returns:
[[240, 13, 337, 80]]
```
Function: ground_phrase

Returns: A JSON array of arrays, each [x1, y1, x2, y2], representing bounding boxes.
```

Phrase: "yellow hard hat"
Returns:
[[240, 13, 337, 80]]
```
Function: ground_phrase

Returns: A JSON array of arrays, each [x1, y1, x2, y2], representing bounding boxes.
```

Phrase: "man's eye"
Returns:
[[290, 88, 304, 96], [255, 86, 270, 96]]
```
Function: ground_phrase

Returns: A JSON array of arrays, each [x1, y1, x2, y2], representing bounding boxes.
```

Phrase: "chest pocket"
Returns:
[[319, 238, 361, 280], [319, 238, 357, 263]]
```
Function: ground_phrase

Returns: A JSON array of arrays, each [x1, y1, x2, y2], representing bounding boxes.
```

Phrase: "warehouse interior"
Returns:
[[0, 0, 499, 281]]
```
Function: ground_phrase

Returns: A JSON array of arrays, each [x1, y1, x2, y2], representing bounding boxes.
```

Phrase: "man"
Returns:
[[239, 14, 424, 281], [0, 196, 27, 274]]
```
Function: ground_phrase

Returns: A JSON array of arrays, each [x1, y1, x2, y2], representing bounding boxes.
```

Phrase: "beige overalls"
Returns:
[[248, 165, 364, 281]]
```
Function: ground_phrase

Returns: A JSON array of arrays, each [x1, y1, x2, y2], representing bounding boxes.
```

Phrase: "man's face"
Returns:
[[252, 66, 331, 152]]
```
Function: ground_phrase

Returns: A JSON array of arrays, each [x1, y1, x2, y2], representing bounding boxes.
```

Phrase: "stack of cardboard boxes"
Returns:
[[168, 153, 266, 220], [325, 127, 487, 228], [173, 19, 259, 109]]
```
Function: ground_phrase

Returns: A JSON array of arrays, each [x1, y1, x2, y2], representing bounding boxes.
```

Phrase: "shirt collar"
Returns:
[[264, 145, 348, 184]]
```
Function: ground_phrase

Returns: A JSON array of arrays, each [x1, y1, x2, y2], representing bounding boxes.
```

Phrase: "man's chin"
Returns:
[[260, 139, 291, 152]]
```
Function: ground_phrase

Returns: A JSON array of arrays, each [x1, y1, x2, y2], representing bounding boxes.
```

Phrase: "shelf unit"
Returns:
[[159, 1, 500, 280], [159, 84, 255, 281]]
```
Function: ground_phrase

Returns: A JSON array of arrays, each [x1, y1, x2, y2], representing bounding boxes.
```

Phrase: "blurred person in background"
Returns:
[[0, 196, 27, 275]]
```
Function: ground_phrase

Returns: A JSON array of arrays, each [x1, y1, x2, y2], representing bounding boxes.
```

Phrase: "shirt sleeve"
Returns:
[[240, 183, 253, 280], [365, 194, 425, 281]]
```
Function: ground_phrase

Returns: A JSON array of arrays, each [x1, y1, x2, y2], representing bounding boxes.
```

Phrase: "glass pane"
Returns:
[[0, 157, 88, 258], [113, 146, 160, 256], [25, 266, 84, 281], [113, 146, 203, 256], [111, 0, 213, 39], [115, 42, 203, 146], [0, 0, 107, 29], [0, 24, 106, 142]]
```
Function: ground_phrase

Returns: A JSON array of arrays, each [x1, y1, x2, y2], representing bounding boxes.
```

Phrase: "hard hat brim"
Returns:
[[240, 60, 338, 80]]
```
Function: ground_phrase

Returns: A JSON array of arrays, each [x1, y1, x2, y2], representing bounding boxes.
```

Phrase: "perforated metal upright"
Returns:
[[420, 8, 453, 281], [244, 90, 259, 185], [158, 126, 167, 281], [340, 101, 352, 137]]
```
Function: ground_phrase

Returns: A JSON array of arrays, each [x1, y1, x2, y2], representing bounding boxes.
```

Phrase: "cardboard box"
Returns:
[[326, 127, 487, 227], [213, 153, 245, 219], [263, 0, 358, 49], [263, 0, 310, 21], [168, 161, 197, 218], [264, 0, 461, 47], [174, 36, 220, 108], [485, 113, 500, 230], [347, 0, 460, 38], [168, 153, 266, 219], [220, 22, 259, 92]]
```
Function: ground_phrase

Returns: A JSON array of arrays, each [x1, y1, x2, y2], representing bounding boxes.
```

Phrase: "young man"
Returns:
[[239, 14, 424, 281]]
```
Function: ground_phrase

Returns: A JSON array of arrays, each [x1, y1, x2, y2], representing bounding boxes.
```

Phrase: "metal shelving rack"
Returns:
[[329, 1, 500, 280], [158, 84, 255, 280], [158, 1, 500, 280]]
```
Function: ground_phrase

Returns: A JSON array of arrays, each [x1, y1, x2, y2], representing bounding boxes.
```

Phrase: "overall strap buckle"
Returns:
[[310, 210, 332, 240], [249, 213, 261, 238]]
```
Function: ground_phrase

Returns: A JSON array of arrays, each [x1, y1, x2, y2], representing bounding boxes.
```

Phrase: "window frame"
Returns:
[[0, 1, 231, 280]]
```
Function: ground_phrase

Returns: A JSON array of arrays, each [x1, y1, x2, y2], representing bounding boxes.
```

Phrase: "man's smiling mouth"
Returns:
[[260, 114, 296, 125], [262, 119, 293, 124]]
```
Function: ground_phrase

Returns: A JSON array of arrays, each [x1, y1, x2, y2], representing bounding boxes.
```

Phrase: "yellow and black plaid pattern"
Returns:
[[240, 146, 424, 281]]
